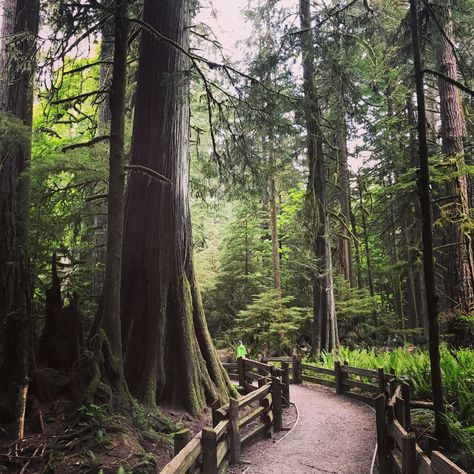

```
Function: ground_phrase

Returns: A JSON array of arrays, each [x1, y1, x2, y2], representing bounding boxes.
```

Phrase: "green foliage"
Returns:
[[202, 200, 273, 335], [131, 398, 177, 438], [0, 112, 29, 153], [77, 403, 108, 423], [232, 289, 310, 355], [29, 54, 112, 323], [307, 345, 474, 431], [334, 275, 377, 345], [77, 404, 113, 448]]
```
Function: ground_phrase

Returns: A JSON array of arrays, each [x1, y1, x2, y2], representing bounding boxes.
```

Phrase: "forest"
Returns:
[[0, 0, 473, 472]]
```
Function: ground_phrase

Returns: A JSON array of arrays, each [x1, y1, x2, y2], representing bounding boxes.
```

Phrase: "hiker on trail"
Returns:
[[235, 340, 247, 359]]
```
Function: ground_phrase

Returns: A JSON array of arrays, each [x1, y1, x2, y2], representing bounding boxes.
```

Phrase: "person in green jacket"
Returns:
[[235, 340, 247, 359]]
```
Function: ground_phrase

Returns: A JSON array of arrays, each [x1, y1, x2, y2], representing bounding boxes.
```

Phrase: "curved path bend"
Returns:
[[240, 383, 376, 474]]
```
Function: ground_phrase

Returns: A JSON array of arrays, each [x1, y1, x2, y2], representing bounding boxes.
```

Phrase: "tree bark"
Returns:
[[350, 210, 364, 289], [88, 9, 115, 300], [97, 10, 114, 132], [401, 215, 420, 329], [434, 0, 474, 316], [96, 0, 130, 403], [409, 0, 450, 446], [336, 81, 353, 285], [268, 136, 281, 293], [0, 0, 39, 426], [299, 0, 338, 356], [389, 203, 406, 337], [120, 0, 232, 413], [0, 0, 15, 109], [407, 95, 429, 336]]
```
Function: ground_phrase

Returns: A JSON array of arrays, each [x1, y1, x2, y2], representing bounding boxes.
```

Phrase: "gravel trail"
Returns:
[[240, 383, 377, 473]]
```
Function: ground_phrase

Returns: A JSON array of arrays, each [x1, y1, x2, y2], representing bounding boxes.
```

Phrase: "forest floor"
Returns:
[[230, 383, 377, 474], [0, 400, 210, 473]]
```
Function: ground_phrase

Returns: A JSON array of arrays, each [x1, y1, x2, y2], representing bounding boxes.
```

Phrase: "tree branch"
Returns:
[[424, 68, 474, 97], [125, 164, 172, 185], [62, 135, 110, 152]]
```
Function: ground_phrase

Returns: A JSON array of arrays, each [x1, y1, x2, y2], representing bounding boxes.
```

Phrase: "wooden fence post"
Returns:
[[271, 376, 283, 432], [237, 357, 245, 389], [378, 367, 385, 394], [261, 392, 273, 438], [389, 368, 396, 396], [229, 398, 241, 465], [402, 432, 416, 474], [335, 361, 343, 394], [401, 382, 411, 430], [282, 361, 290, 406], [211, 398, 222, 428], [201, 428, 218, 474], [375, 394, 390, 474], [292, 354, 302, 384], [395, 395, 406, 429], [173, 429, 191, 456], [258, 356, 268, 386], [427, 436, 438, 456]]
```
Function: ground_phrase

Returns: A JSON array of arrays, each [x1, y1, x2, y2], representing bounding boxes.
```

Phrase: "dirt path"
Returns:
[[238, 383, 376, 474]]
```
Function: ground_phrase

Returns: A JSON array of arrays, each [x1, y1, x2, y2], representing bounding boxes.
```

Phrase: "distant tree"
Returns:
[[299, 0, 338, 356]]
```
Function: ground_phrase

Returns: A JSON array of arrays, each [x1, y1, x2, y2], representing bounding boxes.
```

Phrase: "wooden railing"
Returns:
[[161, 359, 285, 474], [161, 355, 467, 474], [264, 355, 393, 402], [264, 355, 467, 474], [376, 382, 467, 474]]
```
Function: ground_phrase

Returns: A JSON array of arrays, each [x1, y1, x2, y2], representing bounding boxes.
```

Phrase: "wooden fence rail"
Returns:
[[161, 358, 285, 474], [376, 382, 467, 474], [264, 355, 467, 474], [161, 355, 467, 474]]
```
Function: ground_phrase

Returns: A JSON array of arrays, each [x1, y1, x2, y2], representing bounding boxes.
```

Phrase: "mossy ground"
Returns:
[[0, 399, 212, 473]]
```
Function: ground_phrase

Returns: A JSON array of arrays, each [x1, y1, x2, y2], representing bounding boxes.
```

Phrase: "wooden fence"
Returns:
[[161, 355, 466, 474], [161, 358, 286, 474], [376, 382, 467, 474], [264, 355, 467, 474], [263, 355, 393, 403]]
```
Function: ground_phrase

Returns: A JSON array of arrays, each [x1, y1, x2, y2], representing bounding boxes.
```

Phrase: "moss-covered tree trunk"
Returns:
[[267, 134, 282, 293], [120, 0, 232, 413], [0, 0, 39, 428], [434, 0, 474, 316], [84, 0, 131, 407], [299, 0, 338, 357]]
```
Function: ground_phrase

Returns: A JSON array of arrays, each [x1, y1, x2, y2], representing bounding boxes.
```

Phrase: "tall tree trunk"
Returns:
[[89, 6, 116, 299], [98, 11, 114, 132], [389, 203, 406, 338], [0, 0, 15, 109], [434, 0, 474, 316], [0, 0, 39, 430], [407, 96, 429, 336], [409, 0, 450, 446], [299, 0, 338, 357], [358, 178, 375, 309], [336, 84, 353, 285], [401, 215, 420, 329], [268, 136, 281, 293], [120, 0, 232, 413], [350, 210, 364, 289], [93, 0, 130, 403]]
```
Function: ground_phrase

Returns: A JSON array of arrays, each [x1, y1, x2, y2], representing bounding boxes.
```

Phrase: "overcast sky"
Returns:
[[197, 0, 251, 53]]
